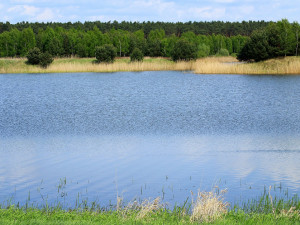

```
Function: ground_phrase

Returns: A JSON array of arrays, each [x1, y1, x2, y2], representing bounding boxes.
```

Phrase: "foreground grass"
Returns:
[[1, 56, 300, 74], [1, 190, 299, 224], [0, 206, 299, 224]]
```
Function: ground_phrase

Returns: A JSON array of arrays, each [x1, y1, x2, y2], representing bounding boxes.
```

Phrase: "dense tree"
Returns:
[[26, 47, 41, 65], [238, 19, 299, 61], [26, 47, 53, 68], [171, 39, 198, 61], [130, 48, 144, 62], [238, 30, 269, 62], [2, 19, 298, 61], [39, 52, 53, 68], [95, 44, 116, 63]]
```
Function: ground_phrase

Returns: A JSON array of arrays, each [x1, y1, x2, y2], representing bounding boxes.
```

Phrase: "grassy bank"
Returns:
[[194, 56, 300, 75], [0, 57, 194, 74], [1, 190, 299, 224], [1, 56, 300, 74]]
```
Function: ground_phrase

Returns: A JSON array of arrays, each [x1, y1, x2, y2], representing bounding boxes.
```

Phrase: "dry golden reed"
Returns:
[[0, 57, 194, 74], [1, 56, 300, 74], [190, 189, 229, 223], [194, 56, 300, 75], [117, 196, 163, 219]]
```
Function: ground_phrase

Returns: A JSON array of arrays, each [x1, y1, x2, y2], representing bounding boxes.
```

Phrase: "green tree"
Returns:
[[26, 47, 53, 68], [130, 48, 144, 62], [19, 27, 36, 56], [238, 30, 269, 62], [171, 39, 198, 61], [95, 44, 116, 63], [197, 43, 210, 58], [26, 47, 41, 65], [216, 48, 229, 56], [39, 52, 53, 68]]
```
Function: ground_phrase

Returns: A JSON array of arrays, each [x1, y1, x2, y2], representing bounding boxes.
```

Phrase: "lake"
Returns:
[[1, 71, 300, 208]]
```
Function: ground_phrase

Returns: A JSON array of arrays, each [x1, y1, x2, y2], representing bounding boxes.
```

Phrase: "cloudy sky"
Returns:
[[0, 0, 299, 23]]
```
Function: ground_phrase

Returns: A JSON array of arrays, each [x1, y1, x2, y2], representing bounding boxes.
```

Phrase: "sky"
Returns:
[[0, 0, 299, 23]]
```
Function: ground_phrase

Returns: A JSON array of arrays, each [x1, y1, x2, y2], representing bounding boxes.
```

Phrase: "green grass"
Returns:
[[0, 193, 299, 224], [0, 206, 299, 224]]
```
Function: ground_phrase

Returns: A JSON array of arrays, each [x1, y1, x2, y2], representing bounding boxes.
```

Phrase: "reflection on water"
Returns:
[[0, 72, 300, 207]]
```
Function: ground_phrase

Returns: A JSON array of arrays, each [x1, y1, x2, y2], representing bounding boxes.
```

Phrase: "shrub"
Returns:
[[26, 48, 54, 68], [198, 43, 210, 58], [130, 48, 144, 62], [27, 47, 42, 65], [216, 48, 229, 57], [171, 39, 198, 61], [39, 52, 54, 68], [95, 44, 117, 63]]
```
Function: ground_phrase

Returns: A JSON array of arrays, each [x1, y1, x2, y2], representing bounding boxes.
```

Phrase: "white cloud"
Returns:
[[36, 8, 56, 21], [23, 5, 39, 16], [188, 7, 226, 20], [7, 5, 39, 16]]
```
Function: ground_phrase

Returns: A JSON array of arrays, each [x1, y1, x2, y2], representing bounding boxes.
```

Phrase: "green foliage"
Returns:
[[171, 39, 198, 61], [26, 47, 41, 65], [130, 48, 144, 62], [26, 47, 53, 68], [216, 48, 230, 56], [238, 30, 270, 62], [197, 43, 210, 58], [39, 52, 53, 68], [95, 44, 117, 63], [238, 19, 299, 62], [1, 19, 297, 61]]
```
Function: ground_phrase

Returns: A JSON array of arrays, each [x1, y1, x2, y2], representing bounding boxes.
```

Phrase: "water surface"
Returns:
[[1, 71, 300, 208]]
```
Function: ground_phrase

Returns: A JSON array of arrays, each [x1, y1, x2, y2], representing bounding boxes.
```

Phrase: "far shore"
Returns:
[[1, 56, 300, 75]]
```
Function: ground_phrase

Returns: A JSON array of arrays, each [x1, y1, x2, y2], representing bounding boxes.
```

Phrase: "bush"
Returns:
[[39, 52, 54, 68], [130, 48, 144, 62], [26, 48, 54, 68], [216, 48, 229, 56], [197, 43, 210, 58], [171, 39, 198, 61], [95, 44, 117, 63], [27, 47, 42, 65]]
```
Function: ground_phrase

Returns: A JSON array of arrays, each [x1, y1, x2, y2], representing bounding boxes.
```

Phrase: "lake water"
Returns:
[[1, 71, 300, 208]]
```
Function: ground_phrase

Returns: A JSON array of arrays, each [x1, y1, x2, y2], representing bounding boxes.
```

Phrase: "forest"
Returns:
[[0, 19, 298, 61], [0, 20, 262, 58]]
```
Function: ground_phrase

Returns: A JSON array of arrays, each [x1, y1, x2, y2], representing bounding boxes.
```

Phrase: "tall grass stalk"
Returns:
[[1, 56, 300, 74], [194, 56, 300, 74]]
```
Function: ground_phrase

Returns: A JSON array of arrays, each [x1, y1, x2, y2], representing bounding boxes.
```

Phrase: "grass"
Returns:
[[0, 57, 194, 74], [0, 189, 299, 224], [1, 56, 300, 74], [193, 56, 300, 75]]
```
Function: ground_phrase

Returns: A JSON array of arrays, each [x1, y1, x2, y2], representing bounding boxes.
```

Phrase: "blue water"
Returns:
[[0, 71, 300, 208]]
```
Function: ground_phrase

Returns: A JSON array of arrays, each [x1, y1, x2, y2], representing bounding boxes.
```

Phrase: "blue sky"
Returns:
[[1, 0, 299, 23]]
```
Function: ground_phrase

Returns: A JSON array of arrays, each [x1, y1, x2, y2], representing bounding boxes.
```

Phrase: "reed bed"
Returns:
[[194, 56, 300, 75], [0, 57, 194, 74], [1, 56, 300, 74]]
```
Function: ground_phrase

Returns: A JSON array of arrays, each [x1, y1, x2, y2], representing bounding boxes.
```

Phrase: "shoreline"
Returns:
[[0, 192, 299, 224], [1, 56, 300, 75]]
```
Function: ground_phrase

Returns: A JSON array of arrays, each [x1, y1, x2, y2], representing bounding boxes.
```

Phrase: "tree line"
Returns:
[[0, 25, 249, 58], [0, 20, 270, 37], [238, 19, 300, 61]]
